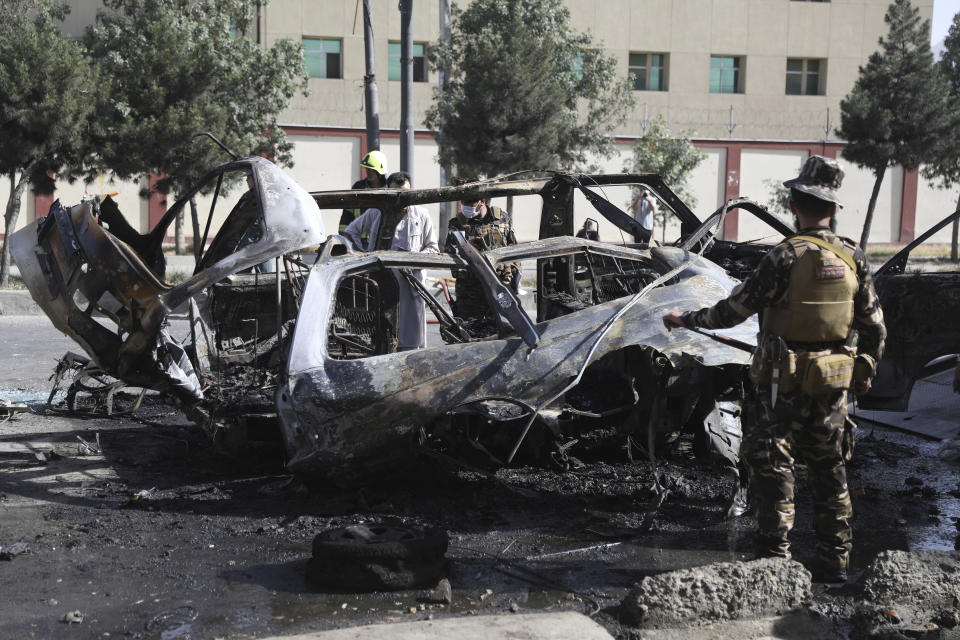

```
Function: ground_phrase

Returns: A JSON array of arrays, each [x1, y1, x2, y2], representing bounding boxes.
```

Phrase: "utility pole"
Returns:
[[362, 0, 380, 152], [437, 0, 453, 242], [399, 0, 414, 176]]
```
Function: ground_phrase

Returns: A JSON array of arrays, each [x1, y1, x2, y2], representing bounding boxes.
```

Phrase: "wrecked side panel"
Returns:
[[277, 250, 755, 479], [12, 158, 326, 402]]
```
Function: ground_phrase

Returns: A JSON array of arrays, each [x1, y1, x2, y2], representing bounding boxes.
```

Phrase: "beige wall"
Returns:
[[378, 136, 444, 226], [264, 0, 932, 141], [284, 134, 361, 233], [688, 147, 727, 213], [835, 159, 904, 243], [56, 0, 933, 142], [271, 0, 439, 130], [39, 0, 939, 249], [0, 174, 35, 236], [739, 148, 807, 241], [0, 176, 13, 232], [54, 176, 145, 230], [1, 174, 142, 239], [916, 176, 960, 243]]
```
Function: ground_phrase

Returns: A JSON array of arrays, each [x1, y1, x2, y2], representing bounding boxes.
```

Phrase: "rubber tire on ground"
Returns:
[[307, 555, 447, 591], [311, 524, 448, 563]]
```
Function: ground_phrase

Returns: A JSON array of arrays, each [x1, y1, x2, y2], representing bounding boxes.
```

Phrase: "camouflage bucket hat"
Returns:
[[783, 155, 844, 207]]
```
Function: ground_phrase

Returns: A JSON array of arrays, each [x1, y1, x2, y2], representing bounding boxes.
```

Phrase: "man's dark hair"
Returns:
[[387, 171, 411, 188], [790, 188, 835, 218]]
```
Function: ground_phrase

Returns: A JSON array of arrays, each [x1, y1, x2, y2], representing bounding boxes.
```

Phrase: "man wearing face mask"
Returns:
[[445, 181, 519, 334]]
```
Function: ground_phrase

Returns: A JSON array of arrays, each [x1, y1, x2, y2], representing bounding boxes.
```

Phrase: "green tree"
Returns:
[[922, 11, 960, 261], [624, 116, 706, 240], [424, 0, 634, 178], [0, 0, 98, 287], [837, 0, 953, 249], [763, 177, 791, 218], [85, 0, 308, 256]]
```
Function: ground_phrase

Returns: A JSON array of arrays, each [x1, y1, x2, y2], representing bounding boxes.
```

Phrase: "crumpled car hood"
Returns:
[[276, 241, 756, 478]]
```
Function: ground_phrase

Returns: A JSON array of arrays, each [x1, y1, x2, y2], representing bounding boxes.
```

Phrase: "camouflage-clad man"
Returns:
[[446, 189, 519, 334], [662, 156, 886, 584]]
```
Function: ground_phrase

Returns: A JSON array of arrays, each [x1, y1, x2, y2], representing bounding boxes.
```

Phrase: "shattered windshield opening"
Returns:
[[194, 168, 265, 271], [323, 245, 683, 361]]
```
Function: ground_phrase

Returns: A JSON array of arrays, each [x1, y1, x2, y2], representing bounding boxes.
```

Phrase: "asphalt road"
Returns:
[[0, 315, 192, 404], [0, 316, 79, 401], [2, 313, 959, 639]]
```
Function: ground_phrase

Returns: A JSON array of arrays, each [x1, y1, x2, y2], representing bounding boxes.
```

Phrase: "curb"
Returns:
[[255, 611, 614, 640], [0, 290, 42, 316]]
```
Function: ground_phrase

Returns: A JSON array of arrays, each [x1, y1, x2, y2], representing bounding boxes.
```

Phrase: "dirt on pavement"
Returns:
[[1, 394, 959, 640]]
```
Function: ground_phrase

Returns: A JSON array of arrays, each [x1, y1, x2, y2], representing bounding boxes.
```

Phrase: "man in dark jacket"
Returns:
[[339, 150, 387, 233]]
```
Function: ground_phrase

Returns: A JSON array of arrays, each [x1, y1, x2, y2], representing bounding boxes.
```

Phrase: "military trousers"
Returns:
[[453, 264, 520, 323], [741, 387, 853, 570]]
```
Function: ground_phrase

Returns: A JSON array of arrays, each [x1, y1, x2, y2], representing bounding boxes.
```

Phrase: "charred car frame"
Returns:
[[18, 156, 945, 493]]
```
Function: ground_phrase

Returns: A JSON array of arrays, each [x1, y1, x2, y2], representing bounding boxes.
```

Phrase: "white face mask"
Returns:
[[461, 205, 479, 219]]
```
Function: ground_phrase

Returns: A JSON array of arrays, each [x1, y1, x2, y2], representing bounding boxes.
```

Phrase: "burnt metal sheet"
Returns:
[[858, 207, 960, 411], [277, 241, 756, 479], [11, 157, 325, 401]]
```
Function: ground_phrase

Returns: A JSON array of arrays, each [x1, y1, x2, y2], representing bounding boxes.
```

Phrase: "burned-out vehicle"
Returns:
[[857, 208, 960, 412], [13, 157, 803, 496], [283, 177, 798, 487], [11, 157, 325, 427]]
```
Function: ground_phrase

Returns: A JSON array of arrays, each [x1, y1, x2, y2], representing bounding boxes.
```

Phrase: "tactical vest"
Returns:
[[456, 206, 512, 249], [762, 235, 859, 343]]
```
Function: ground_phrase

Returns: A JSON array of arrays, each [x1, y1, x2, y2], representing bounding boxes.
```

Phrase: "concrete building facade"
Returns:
[[6, 0, 958, 250]]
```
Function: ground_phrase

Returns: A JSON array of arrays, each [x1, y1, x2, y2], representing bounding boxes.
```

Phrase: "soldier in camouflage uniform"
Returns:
[[662, 156, 886, 584], [446, 191, 519, 335]]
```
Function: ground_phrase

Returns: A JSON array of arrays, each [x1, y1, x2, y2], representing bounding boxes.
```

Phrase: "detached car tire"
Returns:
[[308, 524, 448, 591]]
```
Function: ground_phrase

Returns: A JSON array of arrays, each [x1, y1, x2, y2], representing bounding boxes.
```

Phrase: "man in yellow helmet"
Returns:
[[662, 156, 886, 585], [339, 150, 387, 233]]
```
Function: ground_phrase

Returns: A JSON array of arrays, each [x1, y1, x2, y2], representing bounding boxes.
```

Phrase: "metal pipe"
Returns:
[[437, 0, 453, 246], [362, 0, 381, 151], [399, 0, 414, 175], [275, 256, 282, 342]]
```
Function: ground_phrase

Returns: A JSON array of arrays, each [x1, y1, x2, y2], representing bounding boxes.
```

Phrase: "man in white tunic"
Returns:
[[343, 172, 439, 350], [631, 188, 657, 243]]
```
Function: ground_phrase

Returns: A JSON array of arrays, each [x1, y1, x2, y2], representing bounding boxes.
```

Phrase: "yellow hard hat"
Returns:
[[360, 150, 387, 176]]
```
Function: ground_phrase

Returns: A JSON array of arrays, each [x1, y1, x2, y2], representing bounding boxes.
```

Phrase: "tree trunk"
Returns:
[[1, 165, 37, 288], [175, 210, 185, 255], [951, 218, 958, 263], [189, 197, 201, 261], [953, 191, 959, 264], [859, 165, 886, 249]]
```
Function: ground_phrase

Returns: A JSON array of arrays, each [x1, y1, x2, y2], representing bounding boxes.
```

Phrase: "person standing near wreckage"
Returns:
[[631, 188, 657, 243], [446, 180, 519, 332], [339, 150, 388, 234], [661, 156, 886, 585], [343, 171, 438, 350]]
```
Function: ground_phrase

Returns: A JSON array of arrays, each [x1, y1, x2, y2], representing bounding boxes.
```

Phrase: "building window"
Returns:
[[629, 53, 667, 91], [710, 56, 742, 94], [388, 42, 427, 82], [785, 58, 823, 95], [304, 38, 341, 79]]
